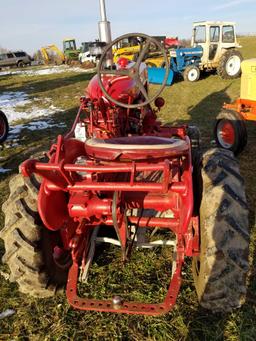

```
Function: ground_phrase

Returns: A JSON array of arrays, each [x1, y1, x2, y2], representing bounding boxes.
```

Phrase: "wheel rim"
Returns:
[[0, 115, 7, 139], [217, 120, 235, 148], [188, 69, 198, 81], [225, 55, 240, 76]]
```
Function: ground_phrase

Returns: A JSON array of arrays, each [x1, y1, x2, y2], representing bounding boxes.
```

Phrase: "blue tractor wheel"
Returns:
[[183, 65, 200, 82]]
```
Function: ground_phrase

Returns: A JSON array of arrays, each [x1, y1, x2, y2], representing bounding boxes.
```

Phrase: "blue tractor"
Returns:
[[148, 45, 203, 85], [170, 46, 203, 81]]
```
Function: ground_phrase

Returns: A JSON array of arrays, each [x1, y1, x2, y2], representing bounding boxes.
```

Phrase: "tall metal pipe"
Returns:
[[98, 0, 112, 43], [99, 0, 107, 22]]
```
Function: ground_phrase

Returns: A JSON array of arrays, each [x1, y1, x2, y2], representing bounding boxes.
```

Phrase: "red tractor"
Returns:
[[1, 34, 249, 315], [0, 110, 9, 143]]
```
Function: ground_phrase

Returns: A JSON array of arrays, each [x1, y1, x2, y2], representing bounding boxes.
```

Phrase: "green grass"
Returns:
[[0, 37, 256, 340]]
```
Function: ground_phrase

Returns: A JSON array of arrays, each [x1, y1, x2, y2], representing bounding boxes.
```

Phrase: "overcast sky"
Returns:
[[1, 0, 256, 54]]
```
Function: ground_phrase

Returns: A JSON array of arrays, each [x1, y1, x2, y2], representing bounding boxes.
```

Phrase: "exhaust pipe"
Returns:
[[98, 0, 112, 44]]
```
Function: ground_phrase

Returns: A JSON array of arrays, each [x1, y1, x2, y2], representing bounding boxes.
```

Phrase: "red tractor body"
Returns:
[[87, 73, 142, 102], [21, 69, 199, 314], [1, 34, 249, 316]]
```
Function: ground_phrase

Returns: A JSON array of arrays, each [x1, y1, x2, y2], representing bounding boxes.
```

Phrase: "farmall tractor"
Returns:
[[215, 58, 256, 155], [0, 34, 249, 315]]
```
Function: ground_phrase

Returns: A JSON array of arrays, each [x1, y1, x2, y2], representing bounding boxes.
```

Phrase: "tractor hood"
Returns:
[[86, 74, 140, 105]]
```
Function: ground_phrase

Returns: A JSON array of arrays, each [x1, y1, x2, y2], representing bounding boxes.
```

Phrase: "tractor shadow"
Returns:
[[187, 85, 231, 145], [29, 72, 95, 95], [163, 85, 232, 147], [0, 71, 95, 94]]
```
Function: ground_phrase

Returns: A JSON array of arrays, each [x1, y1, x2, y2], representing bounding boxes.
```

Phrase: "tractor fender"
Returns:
[[38, 138, 85, 231], [38, 181, 73, 231]]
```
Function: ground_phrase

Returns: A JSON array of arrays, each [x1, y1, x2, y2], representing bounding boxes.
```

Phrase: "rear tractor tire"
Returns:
[[192, 148, 249, 312], [183, 65, 200, 82], [214, 109, 247, 155], [217, 50, 243, 79], [0, 173, 70, 297]]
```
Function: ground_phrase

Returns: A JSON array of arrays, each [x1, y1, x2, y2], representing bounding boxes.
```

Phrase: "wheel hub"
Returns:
[[188, 69, 198, 81], [226, 55, 240, 76], [217, 120, 235, 148]]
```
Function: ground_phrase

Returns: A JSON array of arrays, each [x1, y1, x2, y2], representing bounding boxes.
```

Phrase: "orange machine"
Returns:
[[214, 58, 256, 154]]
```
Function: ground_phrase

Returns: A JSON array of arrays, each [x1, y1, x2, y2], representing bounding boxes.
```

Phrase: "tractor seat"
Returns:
[[85, 136, 188, 161]]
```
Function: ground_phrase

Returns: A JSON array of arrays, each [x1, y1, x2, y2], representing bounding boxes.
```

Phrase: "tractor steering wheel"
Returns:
[[97, 33, 170, 109]]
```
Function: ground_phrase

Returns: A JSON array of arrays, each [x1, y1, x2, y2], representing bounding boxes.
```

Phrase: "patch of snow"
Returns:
[[0, 309, 16, 320], [0, 91, 64, 123], [7, 125, 23, 137], [0, 90, 67, 150], [27, 120, 56, 131], [0, 91, 30, 110], [0, 65, 94, 77], [7, 119, 66, 140], [69, 67, 95, 73], [0, 168, 11, 174], [4, 119, 66, 151], [24, 119, 66, 131]]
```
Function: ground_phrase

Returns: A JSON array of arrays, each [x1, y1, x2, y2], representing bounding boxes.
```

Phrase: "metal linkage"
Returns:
[[67, 260, 182, 315], [67, 227, 182, 316]]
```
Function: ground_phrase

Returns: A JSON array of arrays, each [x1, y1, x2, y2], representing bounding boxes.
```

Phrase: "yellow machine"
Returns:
[[113, 45, 169, 67], [144, 52, 171, 68], [113, 42, 170, 67], [40, 48, 49, 63], [40, 45, 65, 65], [240, 59, 256, 101], [113, 45, 141, 63]]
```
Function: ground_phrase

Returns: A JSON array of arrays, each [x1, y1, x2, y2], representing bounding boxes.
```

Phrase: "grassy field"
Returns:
[[0, 36, 256, 340]]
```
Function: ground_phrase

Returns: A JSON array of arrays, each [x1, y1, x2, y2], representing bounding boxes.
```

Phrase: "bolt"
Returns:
[[112, 296, 123, 309]]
